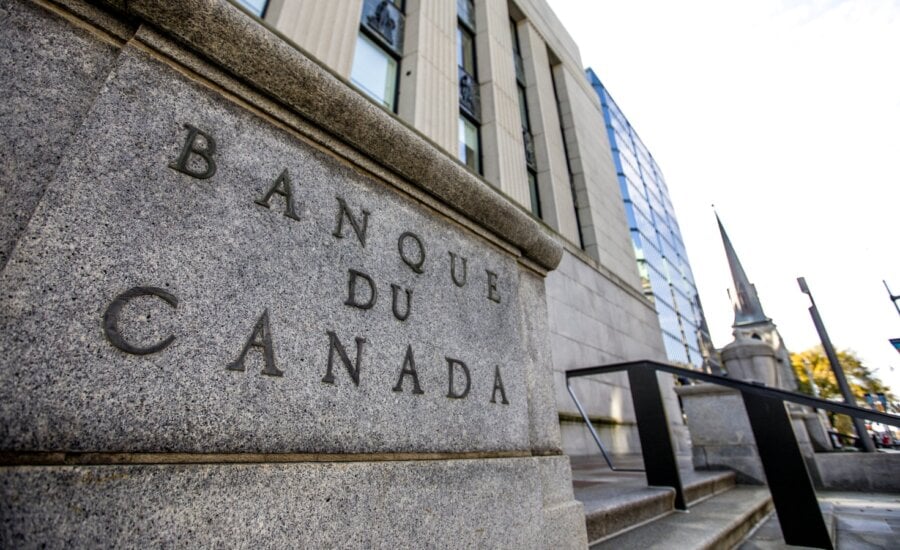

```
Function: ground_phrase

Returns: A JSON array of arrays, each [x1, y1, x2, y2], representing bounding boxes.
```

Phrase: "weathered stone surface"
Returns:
[[0, 456, 584, 549], [677, 384, 766, 484], [815, 453, 900, 493], [0, 2, 587, 547], [0, 43, 534, 454], [720, 335, 777, 386], [0, 0, 128, 269]]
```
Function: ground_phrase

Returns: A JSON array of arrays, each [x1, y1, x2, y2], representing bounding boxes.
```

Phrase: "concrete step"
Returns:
[[572, 456, 737, 544], [590, 486, 773, 550]]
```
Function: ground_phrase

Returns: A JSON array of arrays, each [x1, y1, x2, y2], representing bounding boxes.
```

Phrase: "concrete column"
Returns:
[[474, 0, 530, 205], [720, 335, 777, 386], [517, 21, 579, 243], [265, 0, 364, 78], [397, 0, 458, 154]]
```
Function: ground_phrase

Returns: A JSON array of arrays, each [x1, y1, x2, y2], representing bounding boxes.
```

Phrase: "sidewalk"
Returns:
[[741, 492, 900, 549]]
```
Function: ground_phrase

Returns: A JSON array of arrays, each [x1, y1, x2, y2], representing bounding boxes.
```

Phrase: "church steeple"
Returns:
[[716, 213, 770, 327]]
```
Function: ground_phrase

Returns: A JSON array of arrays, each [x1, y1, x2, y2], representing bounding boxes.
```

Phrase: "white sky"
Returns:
[[546, 0, 900, 392]]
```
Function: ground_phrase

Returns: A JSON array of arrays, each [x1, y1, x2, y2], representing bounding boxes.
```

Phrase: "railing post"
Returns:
[[627, 366, 686, 510], [741, 391, 833, 549]]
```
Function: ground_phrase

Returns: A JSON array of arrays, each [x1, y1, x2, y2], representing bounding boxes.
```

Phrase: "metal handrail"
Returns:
[[567, 360, 900, 427], [565, 382, 643, 472], [566, 359, 900, 550]]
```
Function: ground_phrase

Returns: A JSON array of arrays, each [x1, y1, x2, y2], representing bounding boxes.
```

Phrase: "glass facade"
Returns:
[[587, 68, 711, 369]]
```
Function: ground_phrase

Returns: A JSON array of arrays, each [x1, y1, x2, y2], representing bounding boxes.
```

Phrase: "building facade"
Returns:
[[239, 0, 688, 456], [588, 69, 713, 371]]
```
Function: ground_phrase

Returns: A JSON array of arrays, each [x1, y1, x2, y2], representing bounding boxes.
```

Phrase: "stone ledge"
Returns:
[[90, 0, 563, 271], [0, 456, 587, 548]]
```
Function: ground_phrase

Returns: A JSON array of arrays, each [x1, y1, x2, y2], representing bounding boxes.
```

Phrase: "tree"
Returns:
[[791, 346, 896, 436]]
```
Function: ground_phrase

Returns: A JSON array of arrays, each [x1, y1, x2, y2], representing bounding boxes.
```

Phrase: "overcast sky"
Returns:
[[546, 0, 900, 391]]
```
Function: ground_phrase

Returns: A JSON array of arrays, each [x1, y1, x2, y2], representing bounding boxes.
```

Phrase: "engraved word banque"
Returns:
[[0, 50, 534, 455]]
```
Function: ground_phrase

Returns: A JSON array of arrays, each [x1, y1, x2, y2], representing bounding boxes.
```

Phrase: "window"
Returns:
[[457, 0, 481, 173], [510, 19, 540, 217], [235, 0, 268, 17], [350, 0, 405, 112], [459, 116, 481, 173], [351, 34, 399, 110]]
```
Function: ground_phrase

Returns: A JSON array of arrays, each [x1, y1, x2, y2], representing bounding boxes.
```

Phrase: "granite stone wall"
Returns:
[[0, 1, 586, 547]]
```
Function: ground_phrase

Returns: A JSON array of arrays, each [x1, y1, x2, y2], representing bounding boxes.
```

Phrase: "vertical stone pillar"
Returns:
[[517, 21, 579, 243], [397, 0, 458, 154], [474, 0, 530, 205], [720, 336, 778, 386], [264, 0, 364, 77]]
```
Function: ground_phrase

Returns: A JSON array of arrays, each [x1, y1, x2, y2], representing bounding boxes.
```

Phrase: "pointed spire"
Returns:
[[715, 211, 770, 327]]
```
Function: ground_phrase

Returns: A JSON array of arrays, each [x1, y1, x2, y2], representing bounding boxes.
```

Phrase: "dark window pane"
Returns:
[[528, 170, 541, 218], [457, 27, 476, 74]]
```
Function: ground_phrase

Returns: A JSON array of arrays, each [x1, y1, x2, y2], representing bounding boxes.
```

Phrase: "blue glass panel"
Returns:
[[617, 175, 630, 199], [647, 263, 672, 305], [623, 201, 638, 229], [235, 0, 268, 16], [662, 331, 688, 365]]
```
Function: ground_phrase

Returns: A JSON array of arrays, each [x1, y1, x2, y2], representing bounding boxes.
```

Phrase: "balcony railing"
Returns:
[[514, 52, 525, 85], [457, 0, 475, 30], [458, 66, 480, 121], [522, 128, 536, 170], [362, 0, 404, 55]]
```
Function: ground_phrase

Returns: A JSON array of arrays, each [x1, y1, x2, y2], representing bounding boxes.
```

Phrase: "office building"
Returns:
[[588, 69, 713, 370]]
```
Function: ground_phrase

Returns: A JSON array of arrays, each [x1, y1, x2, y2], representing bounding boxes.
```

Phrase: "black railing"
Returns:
[[362, 0, 404, 54], [566, 360, 900, 550], [522, 129, 536, 170], [458, 66, 480, 121]]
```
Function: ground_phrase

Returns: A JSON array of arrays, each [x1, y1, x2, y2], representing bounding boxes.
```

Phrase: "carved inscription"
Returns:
[[226, 309, 284, 377], [169, 124, 217, 179], [255, 168, 300, 221], [398, 231, 425, 274], [105, 123, 514, 406], [103, 286, 178, 355], [333, 197, 369, 246]]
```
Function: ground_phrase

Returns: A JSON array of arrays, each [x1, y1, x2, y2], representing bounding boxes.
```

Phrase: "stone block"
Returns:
[[0, 456, 585, 548], [677, 384, 765, 484], [0, 29, 531, 455], [815, 452, 900, 493], [0, 0, 129, 268]]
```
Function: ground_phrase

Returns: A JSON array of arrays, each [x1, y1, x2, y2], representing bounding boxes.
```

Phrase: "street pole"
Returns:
[[884, 280, 900, 318], [797, 277, 875, 452]]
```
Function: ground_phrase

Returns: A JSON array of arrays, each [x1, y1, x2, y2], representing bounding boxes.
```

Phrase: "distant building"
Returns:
[[587, 69, 714, 370], [716, 214, 796, 388]]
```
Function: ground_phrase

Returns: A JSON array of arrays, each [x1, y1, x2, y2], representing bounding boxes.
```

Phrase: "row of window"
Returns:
[[244, 1, 584, 244], [346, 0, 576, 227]]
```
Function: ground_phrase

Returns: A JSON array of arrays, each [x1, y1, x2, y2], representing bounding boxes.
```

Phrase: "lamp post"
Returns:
[[797, 277, 875, 452], [884, 280, 900, 318]]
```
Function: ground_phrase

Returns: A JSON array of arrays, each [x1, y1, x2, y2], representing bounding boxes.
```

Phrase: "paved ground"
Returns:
[[741, 492, 900, 549]]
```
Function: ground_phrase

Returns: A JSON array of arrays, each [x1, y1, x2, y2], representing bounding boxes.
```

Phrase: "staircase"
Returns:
[[571, 455, 774, 549]]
